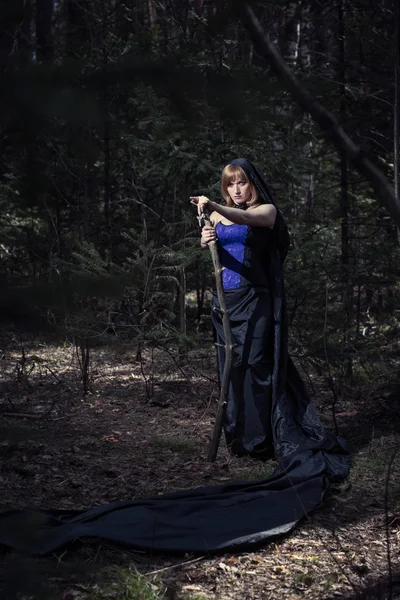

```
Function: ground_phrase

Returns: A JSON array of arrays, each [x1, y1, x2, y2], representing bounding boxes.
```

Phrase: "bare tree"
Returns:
[[36, 0, 54, 61], [394, 0, 400, 242], [235, 1, 400, 227], [337, 0, 352, 379], [0, 0, 24, 73]]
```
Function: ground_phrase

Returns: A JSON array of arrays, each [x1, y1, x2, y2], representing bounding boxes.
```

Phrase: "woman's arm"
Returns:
[[200, 224, 216, 249], [211, 202, 276, 228], [191, 197, 277, 229]]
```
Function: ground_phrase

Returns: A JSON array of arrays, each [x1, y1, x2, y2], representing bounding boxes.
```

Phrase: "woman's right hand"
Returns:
[[201, 225, 217, 248]]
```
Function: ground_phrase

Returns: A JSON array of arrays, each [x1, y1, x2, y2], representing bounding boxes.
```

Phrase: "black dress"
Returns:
[[212, 222, 275, 459], [212, 220, 349, 476]]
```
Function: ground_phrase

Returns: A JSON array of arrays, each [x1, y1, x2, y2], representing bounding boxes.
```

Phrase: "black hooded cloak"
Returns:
[[0, 160, 349, 557], [229, 158, 290, 262], [212, 158, 348, 468]]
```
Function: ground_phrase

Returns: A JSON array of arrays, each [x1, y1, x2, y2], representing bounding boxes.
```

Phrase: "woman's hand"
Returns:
[[190, 195, 212, 216], [200, 225, 216, 248]]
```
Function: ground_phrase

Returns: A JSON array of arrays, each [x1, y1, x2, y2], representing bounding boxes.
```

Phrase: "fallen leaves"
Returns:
[[99, 435, 120, 443], [1, 343, 399, 600], [100, 430, 122, 443], [336, 411, 359, 418], [218, 561, 240, 575]]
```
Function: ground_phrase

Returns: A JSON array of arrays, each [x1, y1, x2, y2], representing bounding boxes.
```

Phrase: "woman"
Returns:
[[191, 158, 349, 476]]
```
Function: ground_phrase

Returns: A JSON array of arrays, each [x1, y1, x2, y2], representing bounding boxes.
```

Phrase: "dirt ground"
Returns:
[[0, 335, 399, 600]]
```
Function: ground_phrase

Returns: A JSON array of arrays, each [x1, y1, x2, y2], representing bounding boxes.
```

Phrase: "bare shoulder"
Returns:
[[245, 203, 277, 229], [209, 211, 220, 226], [253, 204, 277, 216]]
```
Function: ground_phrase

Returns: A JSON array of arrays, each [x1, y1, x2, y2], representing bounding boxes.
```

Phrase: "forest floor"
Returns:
[[0, 333, 399, 600]]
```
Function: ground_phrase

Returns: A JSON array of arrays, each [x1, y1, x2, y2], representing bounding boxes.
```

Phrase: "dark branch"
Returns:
[[235, 2, 400, 227]]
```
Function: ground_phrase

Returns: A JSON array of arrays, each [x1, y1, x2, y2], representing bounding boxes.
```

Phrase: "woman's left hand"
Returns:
[[190, 195, 211, 216]]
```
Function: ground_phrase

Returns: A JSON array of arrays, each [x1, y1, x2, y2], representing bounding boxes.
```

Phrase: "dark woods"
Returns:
[[1, 0, 399, 388], [0, 3, 400, 600], [0, 0, 394, 384]]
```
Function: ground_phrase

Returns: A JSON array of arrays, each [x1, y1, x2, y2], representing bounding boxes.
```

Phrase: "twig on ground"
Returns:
[[1, 412, 48, 419], [144, 556, 206, 576], [157, 345, 200, 396], [1, 396, 56, 420]]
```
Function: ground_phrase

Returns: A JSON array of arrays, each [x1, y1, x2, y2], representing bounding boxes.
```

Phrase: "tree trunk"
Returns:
[[179, 264, 187, 364], [338, 0, 352, 379], [194, 0, 205, 16], [280, 1, 300, 68], [394, 0, 400, 244], [0, 1, 25, 176], [0, 0, 24, 73], [36, 0, 54, 61], [18, 0, 33, 63], [147, 0, 154, 26], [195, 259, 206, 320], [299, 2, 314, 221], [102, 0, 111, 236], [183, 0, 190, 39], [65, 0, 89, 58], [116, 0, 140, 38]]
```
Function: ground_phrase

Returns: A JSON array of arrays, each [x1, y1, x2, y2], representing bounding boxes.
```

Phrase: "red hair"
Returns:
[[221, 164, 258, 206]]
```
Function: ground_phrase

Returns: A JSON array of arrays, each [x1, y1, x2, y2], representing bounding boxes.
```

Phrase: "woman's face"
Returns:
[[227, 177, 252, 205]]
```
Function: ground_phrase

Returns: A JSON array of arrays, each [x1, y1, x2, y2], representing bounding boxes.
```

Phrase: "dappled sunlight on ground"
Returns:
[[0, 337, 399, 599]]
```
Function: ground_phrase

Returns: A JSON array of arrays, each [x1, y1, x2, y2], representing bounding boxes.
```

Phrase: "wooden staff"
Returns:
[[197, 209, 234, 462]]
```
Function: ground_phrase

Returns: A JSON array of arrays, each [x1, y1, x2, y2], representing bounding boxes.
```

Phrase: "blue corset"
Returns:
[[215, 222, 271, 290]]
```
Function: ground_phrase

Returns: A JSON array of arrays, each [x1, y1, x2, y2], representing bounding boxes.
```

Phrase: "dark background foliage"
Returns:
[[2, 0, 400, 387], [1, 3, 400, 599]]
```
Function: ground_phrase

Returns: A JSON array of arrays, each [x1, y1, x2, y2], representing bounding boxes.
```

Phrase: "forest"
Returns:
[[0, 0, 399, 599]]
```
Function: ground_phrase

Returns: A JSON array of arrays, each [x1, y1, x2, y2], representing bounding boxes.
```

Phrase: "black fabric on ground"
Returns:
[[0, 451, 344, 556]]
